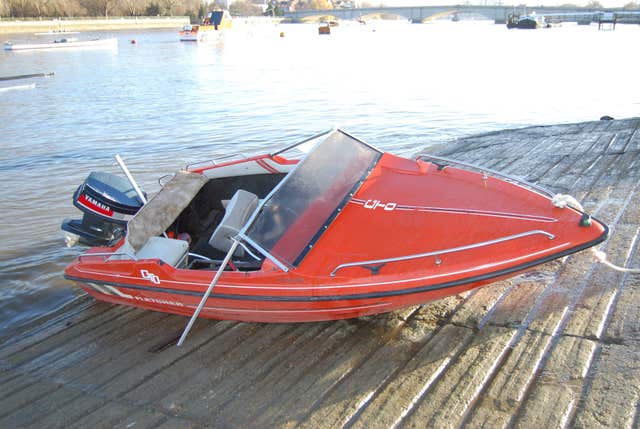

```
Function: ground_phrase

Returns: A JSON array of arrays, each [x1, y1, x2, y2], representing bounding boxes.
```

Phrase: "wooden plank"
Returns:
[[485, 268, 555, 329], [295, 297, 462, 429], [7, 308, 148, 374], [0, 302, 122, 360], [563, 224, 636, 339], [0, 385, 85, 427], [515, 336, 597, 427], [572, 343, 640, 428], [0, 377, 62, 421], [94, 319, 235, 399], [349, 324, 474, 429], [178, 321, 358, 425], [67, 400, 164, 429], [401, 326, 516, 428], [226, 321, 393, 428], [603, 245, 640, 345], [30, 389, 114, 428], [466, 330, 553, 428], [0, 295, 95, 348], [450, 280, 513, 328], [138, 322, 312, 409]]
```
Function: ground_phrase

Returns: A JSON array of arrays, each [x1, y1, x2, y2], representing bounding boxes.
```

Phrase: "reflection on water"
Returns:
[[1, 21, 639, 332]]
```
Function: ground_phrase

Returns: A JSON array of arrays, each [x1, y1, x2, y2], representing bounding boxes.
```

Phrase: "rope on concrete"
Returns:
[[552, 193, 639, 273], [593, 249, 640, 273]]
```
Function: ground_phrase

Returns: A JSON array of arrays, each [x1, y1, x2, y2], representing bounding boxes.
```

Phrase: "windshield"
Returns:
[[242, 130, 381, 268]]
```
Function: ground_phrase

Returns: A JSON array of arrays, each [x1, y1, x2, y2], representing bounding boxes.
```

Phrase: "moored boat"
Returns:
[[4, 37, 117, 51], [62, 130, 608, 324], [34, 30, 81, 36], [179, 10, 232, 42], [507, 13, 547, 29]]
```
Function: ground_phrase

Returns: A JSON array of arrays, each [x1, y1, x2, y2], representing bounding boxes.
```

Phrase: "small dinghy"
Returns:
[[62, 130, 608, 324], [4, 37, 117, 51]]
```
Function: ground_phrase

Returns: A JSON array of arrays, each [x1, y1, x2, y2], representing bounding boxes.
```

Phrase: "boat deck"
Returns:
[[2, 118, 639, 428]]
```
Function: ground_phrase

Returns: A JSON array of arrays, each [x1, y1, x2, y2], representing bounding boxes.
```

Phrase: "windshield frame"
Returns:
[[237, 129, 382, 272]]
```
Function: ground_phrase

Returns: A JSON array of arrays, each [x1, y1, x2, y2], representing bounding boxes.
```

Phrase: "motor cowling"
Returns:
[[61, 172, 144, 247]]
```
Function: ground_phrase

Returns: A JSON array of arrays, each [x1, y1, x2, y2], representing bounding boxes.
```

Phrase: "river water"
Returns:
[[1, 20, 639, 333]]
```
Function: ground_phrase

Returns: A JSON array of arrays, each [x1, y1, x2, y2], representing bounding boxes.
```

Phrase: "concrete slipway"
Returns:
[[1, 118, 639, 428]]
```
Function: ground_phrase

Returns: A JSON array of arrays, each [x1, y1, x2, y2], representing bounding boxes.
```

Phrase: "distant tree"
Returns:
[[9, 0, 35, 16], [145, 1, 160, 14], [161, 0, 175, 14], [121, 0, 144, 15], [230, 0, 262, 15], [264, 0, 283, 15], [59, 0, 86, 15], [623, 1, 638, 8], [584, 0, 602, 8], [0, 0, 9, 15], [81, 0, 119, 17]]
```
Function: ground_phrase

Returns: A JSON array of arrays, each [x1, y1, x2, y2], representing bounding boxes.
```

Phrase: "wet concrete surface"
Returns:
[[1, 118, 639, 428]]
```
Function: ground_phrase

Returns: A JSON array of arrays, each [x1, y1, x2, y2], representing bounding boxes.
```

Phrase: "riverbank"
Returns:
[[0, 117, 638, 428], [0, 16, 189, 34]]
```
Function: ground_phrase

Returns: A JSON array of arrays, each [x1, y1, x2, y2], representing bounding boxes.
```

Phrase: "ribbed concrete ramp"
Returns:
[[1, 118, 639, 428]]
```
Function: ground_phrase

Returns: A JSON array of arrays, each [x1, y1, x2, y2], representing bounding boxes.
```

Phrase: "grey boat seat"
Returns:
[[209, 189, 258, 256], [109, 236, 189, 267]]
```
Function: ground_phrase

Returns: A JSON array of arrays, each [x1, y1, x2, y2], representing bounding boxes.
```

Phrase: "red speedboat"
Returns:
[[63, 130, 608, 323]]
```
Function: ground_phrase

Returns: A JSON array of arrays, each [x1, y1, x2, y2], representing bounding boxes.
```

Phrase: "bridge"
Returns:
[[284, 5, 640, 25]]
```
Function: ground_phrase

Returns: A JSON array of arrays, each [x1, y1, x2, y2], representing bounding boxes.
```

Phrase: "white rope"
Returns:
[[551, 194, 639, 273], [592, 249, 640, 273], [552, 194, 585, 212]]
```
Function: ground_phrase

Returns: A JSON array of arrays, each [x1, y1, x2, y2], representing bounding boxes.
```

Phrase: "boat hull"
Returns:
[[179, 30, 221, 42], [4, 38, 117, 51], [65, 224, 606, 323], [63, 139, 608, 323]]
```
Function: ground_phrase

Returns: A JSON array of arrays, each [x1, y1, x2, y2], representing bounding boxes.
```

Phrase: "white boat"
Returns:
[[34, 31, 81, 36], [0, 83, 36, 92], [4, 37, 118, 51], [179, 11, 231, 42]]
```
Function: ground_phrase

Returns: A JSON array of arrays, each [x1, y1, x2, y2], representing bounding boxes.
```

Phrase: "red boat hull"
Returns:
[[64, 148, 608, 323]]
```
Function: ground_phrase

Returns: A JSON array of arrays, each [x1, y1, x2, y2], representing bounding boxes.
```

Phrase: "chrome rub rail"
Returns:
[[329, 229, 555, 277], [416, 154, 556, 198]]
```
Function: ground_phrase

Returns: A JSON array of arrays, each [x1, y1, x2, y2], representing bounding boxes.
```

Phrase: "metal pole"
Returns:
[[177, 239, 239, 347], [0, 72, 54, 81], [115, 154, 147, 204]]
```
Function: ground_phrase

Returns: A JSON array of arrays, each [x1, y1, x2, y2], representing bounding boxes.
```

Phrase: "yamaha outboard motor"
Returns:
[[61, 172, 144, 247]]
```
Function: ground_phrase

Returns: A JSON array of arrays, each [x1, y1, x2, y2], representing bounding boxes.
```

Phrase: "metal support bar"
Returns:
[[270, 129, 333, 157], [186, 153, 249, 172], [177, 239, 239, 347], [330, 229, 555, 277], [416, 154, 555, 198], [78, 251, 137, 262], [115, 154, 147, 204]]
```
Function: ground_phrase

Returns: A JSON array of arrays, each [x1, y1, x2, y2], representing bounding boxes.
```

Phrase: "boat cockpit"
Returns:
[[119, 130, 382, 273]]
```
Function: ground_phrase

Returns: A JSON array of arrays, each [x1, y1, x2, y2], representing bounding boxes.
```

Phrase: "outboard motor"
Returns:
[[61, 172, 144, 247]]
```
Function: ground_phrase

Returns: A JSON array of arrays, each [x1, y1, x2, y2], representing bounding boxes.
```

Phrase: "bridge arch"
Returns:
[[285, 6, 511, 23], [298, 14, 338, 23], [358, 12, 410, 21]]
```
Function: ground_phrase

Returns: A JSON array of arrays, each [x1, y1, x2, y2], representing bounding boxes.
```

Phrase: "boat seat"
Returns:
[[109, 237, 189, 267], [209, 189, 258, 256], [137, 237, 189, 267]]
